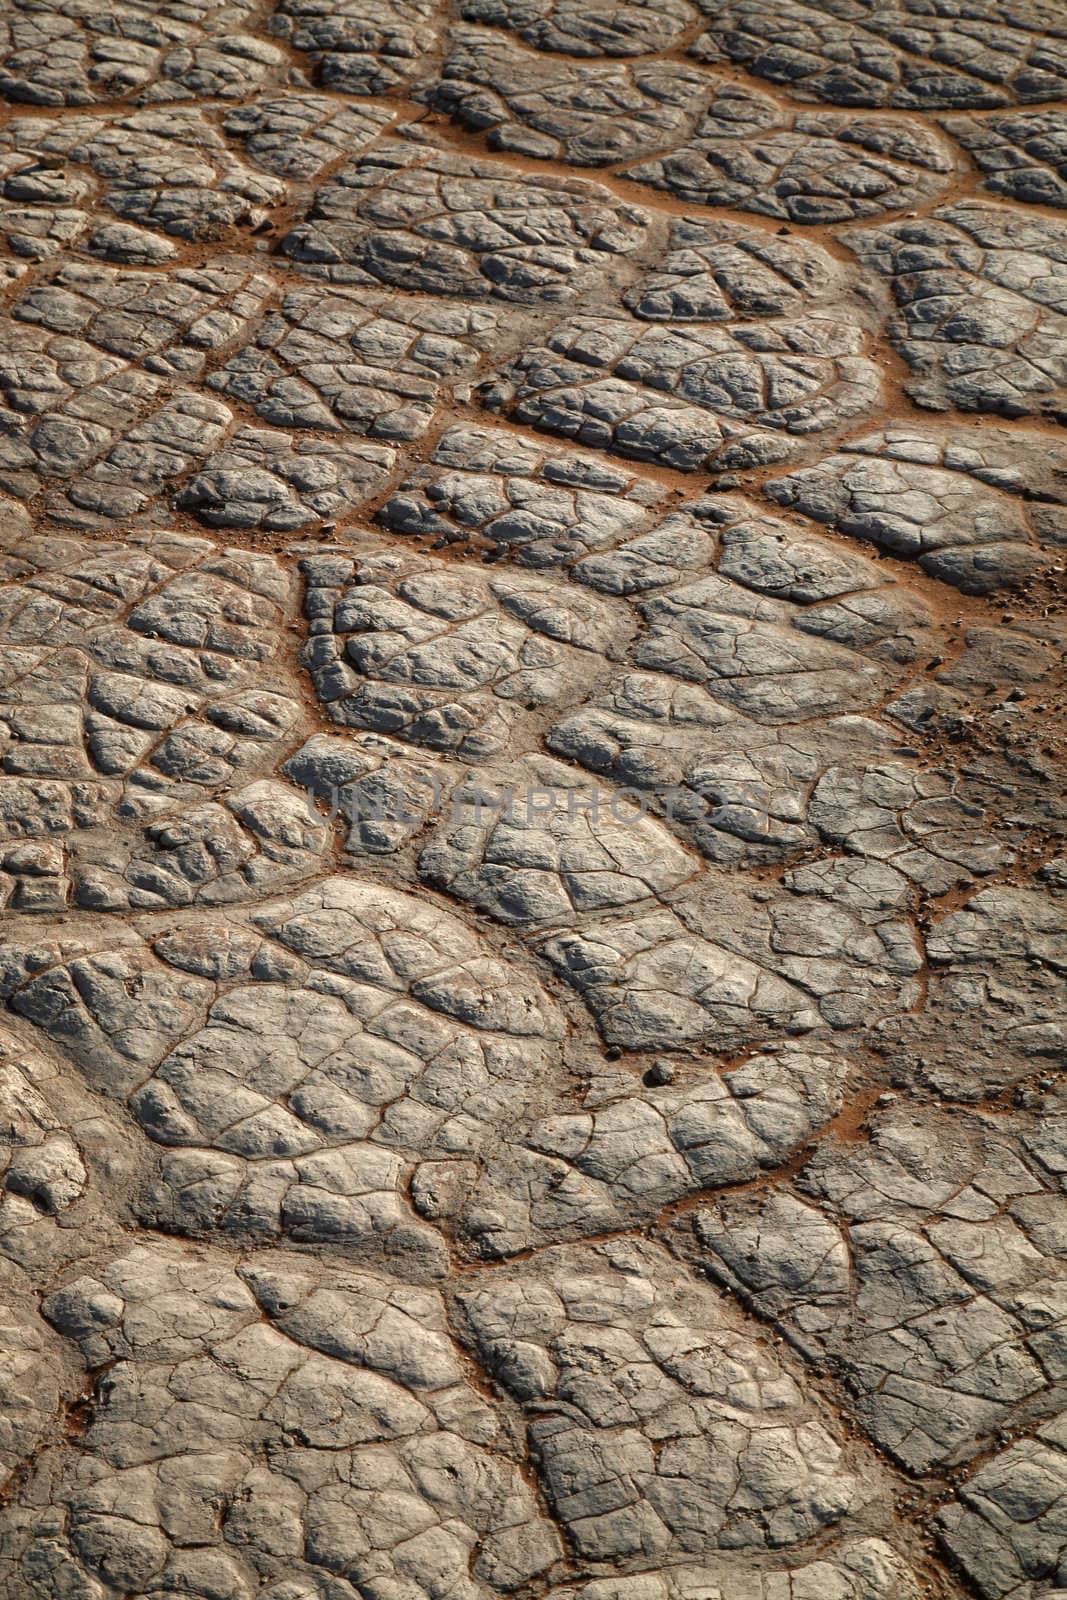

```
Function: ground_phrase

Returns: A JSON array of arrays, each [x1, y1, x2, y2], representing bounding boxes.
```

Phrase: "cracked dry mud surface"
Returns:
[[0, 4, 1064, 1600]]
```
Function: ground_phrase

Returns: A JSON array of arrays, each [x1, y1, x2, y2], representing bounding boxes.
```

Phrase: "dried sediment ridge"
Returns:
[[0, 2, 1064, 1599]]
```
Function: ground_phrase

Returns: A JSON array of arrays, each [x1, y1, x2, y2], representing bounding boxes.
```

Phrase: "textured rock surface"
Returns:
[[627, 82, 956, 222], [690, 0, 1067, 111], [945, 110, 1067, 208], [481, 307, 881, 469], [682, 1083, 1067, 1473], [841, 202, 1067, 419], [0, 7, 1064, 1600], [430, 27, 716, 165], [279, 140, 650, 298]]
